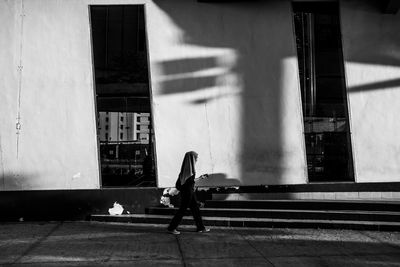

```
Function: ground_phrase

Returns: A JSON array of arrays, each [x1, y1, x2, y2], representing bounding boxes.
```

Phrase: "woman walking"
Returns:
[[167, 151, 210, 235]]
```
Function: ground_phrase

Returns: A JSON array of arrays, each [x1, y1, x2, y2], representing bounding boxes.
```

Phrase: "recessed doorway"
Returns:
[[90, 5, 156, 187]]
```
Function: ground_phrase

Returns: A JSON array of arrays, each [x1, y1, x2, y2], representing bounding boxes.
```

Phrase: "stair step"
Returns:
[[89, 214, 400, 231], [205, 200, 400, 212], [145, 207, 400, 222], [210, 192, 400, 201], [90, 199, 400, 231]]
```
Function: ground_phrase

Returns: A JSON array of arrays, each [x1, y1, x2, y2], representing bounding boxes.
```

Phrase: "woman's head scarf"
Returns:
[[178, 151, 198, 186]]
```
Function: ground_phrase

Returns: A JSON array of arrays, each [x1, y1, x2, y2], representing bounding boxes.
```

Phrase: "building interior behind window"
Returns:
[[91, 5, 156, 187], [293, 2, 354, 182]]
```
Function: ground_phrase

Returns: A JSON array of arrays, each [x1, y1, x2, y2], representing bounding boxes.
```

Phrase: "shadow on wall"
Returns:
[[344, 0, 400, 92], [159, 56, 241, 104], [349, 78, 400, 92], [159, 57, 220, 95], [154, 0, 295, 184], [1, 174, 40, 190], [195, 173, 241, 187]]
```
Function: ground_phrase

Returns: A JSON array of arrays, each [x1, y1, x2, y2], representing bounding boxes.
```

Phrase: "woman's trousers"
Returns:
[[168, 188, 205, 231]]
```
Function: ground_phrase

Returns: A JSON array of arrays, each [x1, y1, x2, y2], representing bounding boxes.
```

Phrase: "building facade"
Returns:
[[1, 0, 400, 192], [98, 112, 149, 143]]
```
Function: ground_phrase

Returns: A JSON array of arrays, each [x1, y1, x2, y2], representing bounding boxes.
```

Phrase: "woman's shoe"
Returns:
[[167, 229, 181, 235], [197, 228, 210, 233]]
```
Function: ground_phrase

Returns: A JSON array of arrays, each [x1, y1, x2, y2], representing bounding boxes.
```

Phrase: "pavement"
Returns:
[[1, 222, 400, 266]]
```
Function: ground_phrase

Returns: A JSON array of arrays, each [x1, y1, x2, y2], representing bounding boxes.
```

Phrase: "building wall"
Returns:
[[0, 0, 306, 190], [1, 0, 399, 191], [0, 0, 100, 190], [148, 0, 306, 187], [340, 0, 400, 183]]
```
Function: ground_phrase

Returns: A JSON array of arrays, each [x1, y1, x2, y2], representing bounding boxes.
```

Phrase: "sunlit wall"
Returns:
[[341, 0, 400, 183], [0, 0, 100, 190], [148, 0, 306, 187], [1, 0, 399, 191]]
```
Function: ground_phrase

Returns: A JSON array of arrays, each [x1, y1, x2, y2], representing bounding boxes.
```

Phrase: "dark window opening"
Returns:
[[293, 2, 354, 182], [90, 5, 156, 187]]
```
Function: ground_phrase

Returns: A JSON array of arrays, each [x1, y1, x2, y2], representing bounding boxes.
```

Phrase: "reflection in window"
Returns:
[[91, 5, 156, 187], [293, 2, 354, 182]]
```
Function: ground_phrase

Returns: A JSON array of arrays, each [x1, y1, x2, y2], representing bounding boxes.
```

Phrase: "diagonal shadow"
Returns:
[[348, 78, 400, 92], [343, 0, 400, 93]]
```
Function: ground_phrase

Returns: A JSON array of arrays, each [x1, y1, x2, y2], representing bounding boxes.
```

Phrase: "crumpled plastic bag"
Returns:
[[108, 202, 124, 215], [168, 187, 179, 196], [160, 196, 174, 208], [162, 188, 169, 195], [162, 187, 179, 196], [160, 187, 180, 208]]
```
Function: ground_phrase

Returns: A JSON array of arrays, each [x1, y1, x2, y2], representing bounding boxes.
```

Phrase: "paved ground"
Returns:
[[1, 222, 400, 266]]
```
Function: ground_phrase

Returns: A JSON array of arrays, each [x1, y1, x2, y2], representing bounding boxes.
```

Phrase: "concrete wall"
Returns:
[[2, 0, 399, 191], [0, 0, 100, 190], [0, 0, 307, 190], [341, 0, 400, 183], [149, 0, 306, 187]]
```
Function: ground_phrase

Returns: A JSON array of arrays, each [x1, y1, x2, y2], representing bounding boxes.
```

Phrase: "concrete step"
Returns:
[[210, 192, 400, 201], [90, 199, 400, 231], [145, 206, 400, 222], [205, 199, 400, 212], [89, 214, 400, 231]]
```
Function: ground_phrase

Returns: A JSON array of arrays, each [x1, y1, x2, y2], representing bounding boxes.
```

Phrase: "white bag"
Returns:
[[108, 202, 124, 215]]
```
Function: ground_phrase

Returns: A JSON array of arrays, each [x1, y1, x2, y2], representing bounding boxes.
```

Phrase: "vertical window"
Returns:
[[91, 5, 156, 187], [293, 2, 354, 182]]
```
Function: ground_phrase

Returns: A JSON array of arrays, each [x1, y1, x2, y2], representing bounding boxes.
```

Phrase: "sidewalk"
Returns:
[[1, 221, 400, 266]]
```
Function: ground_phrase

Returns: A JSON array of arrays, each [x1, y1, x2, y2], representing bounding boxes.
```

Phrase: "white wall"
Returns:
[[0, 0, 100, 190], [4, 0, 400, 190], [0, 0, 312, 190], [148, 0, 306, 187], [341, 0, 400, 183]]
